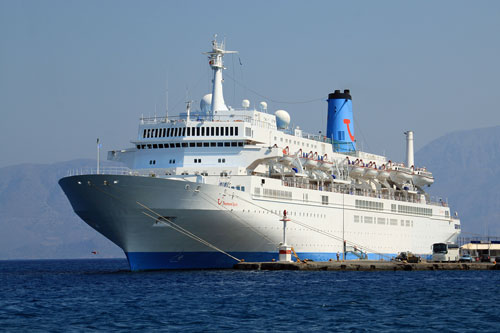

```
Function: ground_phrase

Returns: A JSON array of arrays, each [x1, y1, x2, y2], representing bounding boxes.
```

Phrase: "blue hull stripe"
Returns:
[[125, 251, 397, 271]]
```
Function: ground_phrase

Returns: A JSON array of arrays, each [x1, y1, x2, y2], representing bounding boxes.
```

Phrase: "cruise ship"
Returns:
[[59, 38, 460, 270]]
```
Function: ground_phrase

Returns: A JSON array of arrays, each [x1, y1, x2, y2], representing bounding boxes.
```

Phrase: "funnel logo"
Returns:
[[343, 119, 355, 141]]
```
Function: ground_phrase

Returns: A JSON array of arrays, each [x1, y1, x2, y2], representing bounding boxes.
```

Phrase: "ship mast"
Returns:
[[203, 36, 237, 115]]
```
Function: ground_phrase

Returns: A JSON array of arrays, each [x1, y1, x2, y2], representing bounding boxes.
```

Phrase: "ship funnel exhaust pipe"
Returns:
[[405, 131, 414, 168]]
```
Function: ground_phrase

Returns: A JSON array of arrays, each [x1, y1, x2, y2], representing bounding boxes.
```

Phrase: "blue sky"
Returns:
[[1, 0, 499, 167]]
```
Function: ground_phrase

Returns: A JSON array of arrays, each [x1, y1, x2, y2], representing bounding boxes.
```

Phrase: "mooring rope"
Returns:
[[229, 191, 393, 260], [137, 202, 241, 263], [88, 182, 241, 262]]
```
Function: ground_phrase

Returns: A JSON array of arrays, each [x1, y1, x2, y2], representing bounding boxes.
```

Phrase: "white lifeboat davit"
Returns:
[[278, 146, 295, 165]]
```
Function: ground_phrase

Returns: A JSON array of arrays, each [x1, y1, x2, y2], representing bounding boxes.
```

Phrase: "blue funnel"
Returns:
[[326, 90, 355, 152]]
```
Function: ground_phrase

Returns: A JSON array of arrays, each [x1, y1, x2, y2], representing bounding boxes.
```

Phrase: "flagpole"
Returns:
[[97, 138, 100, 175]]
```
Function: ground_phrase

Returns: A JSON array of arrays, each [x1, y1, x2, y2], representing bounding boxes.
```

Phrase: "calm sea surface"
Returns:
[[0, 259, 499, 332]]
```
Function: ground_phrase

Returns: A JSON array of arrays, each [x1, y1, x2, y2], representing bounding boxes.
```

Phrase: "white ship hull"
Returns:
[[60, 174, 459, 270]]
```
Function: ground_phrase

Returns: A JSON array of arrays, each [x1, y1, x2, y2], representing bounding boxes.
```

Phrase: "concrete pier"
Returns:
[[234, 260, 500, 271]]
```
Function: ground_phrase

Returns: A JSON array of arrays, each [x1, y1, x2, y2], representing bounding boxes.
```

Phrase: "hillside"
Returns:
[[415, 125, 500, 237], [0, 159, 124, 259]]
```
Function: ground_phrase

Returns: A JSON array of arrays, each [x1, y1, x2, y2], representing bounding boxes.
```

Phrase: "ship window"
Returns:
[[153, 144, 158, 149], [187, 127, 191, 136], [194, 159, 197, 163], [202, 127, 205, 136], [230, 127, 234, 136], [166, 128, 170, 137], [147, 129, 151, 138], [218, 158, 221, 163], [216, 127, 220, 136], [238, 142, 243, 147], [170, 143, 175, 148], [201, 142, 207, 147], [163, 128, 166, 137], [189, 142, 195, 147], [159, 144, 164, 148], [235, 127, 238, 136], [224, 142, 230, 147], [217, 142, 223, 147], [143, 129, 147, 138], [211, 127, 214, 136], [354, 215, 360, 223], [175, 143, 181, 148], [222, 158, 225, 163], [401, 220, 404, 226], [141, 144, 146, 149], [182, 143, 188, 147], [210, 142, 216, 147], [136, 145, 140, 149], [196, 142, 202, 147], [321, 195, 328, 205], [147, 144, 152, 149], [225, 127, 229, 136], [182, 127, 186, 136], [154, 129, 158, 137], [231, 142, 237, 147], [197, 127, 200, 136], [241, 186, 245, 192]]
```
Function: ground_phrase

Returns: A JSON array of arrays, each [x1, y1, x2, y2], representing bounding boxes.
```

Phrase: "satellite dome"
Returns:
[[260, 101, 268, 111], [242, 99, 250, 109], [200, 94, 212, 113], [275, 110, 290, 129]]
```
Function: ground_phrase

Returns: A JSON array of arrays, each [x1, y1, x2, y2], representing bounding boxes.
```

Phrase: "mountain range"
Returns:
[[0, 126, 498, 259]]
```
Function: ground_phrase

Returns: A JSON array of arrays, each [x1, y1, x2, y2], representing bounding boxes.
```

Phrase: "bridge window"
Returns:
[[235, 127, 238, 136], [189, 142, 195, 147], [230, 127, 234, 136], [143, 129, 147, 138], [201, 127, 205, 136], [182, 127, 186, 136], [187, 127, 191, 136], [197, 127, 200, 136], [225, 127, 229, 136]]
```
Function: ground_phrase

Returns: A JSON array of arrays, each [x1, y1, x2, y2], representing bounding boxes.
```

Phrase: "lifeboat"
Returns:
[[318, 154, 333, 172], [363, 162, 378, 179], [412, 167, 434, 187], [389, 163, 413, 184], [376, 164, 390, 181], [349, 159, 365, 178], [303, 151, 318, 168]]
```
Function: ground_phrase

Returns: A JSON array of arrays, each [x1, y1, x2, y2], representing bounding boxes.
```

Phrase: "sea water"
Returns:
[[0, 259, 499, 332]]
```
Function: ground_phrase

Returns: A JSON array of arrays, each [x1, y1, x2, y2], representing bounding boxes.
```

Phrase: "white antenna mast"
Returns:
[[203, 35, 237, 114], [165, 77, 169, 121]]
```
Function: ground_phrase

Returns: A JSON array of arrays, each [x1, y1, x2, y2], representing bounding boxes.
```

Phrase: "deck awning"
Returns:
[[461, 243, 500, 250]]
